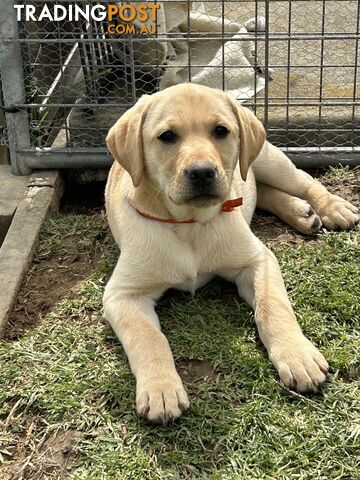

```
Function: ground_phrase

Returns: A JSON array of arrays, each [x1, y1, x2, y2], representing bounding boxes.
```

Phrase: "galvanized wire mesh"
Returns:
[[0, 0, 359, 174]]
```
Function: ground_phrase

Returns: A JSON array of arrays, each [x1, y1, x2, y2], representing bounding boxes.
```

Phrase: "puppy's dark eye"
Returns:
[[158, 130, 177, 143], [214, 125, 229, 138]]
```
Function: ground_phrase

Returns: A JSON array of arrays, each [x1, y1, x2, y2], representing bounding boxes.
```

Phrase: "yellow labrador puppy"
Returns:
[[104, 83, 359, 424]]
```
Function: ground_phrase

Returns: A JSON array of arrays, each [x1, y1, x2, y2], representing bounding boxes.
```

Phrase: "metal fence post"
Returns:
[[0, 0, 31, 175]]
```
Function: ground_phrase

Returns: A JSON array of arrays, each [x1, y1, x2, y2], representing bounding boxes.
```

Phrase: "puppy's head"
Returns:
[[106, 84, 265, 207]]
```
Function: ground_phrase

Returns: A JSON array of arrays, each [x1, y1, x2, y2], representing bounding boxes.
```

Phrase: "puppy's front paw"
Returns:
[[269, 336, 329, 392], [318, 194, 359, 230], [136, 373, 190, 424]]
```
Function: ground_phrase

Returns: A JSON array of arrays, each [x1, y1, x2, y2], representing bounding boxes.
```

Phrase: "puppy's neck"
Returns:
[[128, 179, 221, 224], [128, 179, 170, 219], [164, 198, 221, 223]]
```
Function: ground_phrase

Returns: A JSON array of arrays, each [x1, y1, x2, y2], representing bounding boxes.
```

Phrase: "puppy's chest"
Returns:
[[162, 242, 216, 288], [165, 217, 255, 284]]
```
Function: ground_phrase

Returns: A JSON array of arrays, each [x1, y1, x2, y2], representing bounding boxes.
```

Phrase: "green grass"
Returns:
[[0, 169, 359, 479]]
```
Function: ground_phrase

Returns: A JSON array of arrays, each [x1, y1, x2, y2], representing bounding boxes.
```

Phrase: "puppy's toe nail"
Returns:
[[138, 405, 150, 417], [291, 378, 297, 391], [311, 216, 321, 232], [177, 390, 190, 412], [306, 206, 315, 217], [137, 392, 150, 416], [319, 363, 329, 374]]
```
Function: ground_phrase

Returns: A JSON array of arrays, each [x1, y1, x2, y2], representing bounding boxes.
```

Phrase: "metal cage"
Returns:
[[1, 0, 359, 175]]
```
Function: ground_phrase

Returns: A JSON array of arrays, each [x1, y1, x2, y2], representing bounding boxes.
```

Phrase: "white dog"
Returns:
[[103, 84, 359, 424]]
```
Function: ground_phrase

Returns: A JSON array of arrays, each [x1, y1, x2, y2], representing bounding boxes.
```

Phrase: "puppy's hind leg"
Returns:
[[257, 183, 322, 235], [253, 142, 359, 230]]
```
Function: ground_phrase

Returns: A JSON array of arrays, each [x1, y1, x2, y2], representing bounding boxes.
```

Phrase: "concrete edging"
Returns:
[[0, 170, 63, 335]]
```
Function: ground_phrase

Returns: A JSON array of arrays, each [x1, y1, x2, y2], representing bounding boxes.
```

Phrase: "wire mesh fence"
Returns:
[[0, 0, 359, 174]]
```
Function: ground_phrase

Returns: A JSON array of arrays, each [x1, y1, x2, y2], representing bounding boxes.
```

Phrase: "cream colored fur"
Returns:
[[103, 84, 359, 424]]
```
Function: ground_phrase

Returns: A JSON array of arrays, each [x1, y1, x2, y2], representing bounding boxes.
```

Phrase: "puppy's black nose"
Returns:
[[185, 161, 217, 187]]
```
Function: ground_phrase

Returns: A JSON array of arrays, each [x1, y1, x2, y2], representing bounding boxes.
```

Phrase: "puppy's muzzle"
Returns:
[[184, 161, 219, 200]]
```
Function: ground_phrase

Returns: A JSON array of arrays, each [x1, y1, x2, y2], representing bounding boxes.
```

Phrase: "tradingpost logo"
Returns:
[[14, 3, 160, 35]]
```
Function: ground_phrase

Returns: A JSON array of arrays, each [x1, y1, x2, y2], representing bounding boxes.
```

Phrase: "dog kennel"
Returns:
[[0, 0, 359, 175]]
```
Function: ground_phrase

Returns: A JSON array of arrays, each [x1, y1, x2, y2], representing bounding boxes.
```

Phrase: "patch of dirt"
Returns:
[[251, 211, 327, 247], [5, 207, 114, 340], [4, 427, 81, 480], [251, 211, 302, 244], [342, 365, 360, 382], [40, 430, 81, 472], [178, 359, 218, 384]]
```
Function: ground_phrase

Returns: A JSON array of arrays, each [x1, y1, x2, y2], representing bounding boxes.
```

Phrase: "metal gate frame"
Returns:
[[1, 0, 360, 175]]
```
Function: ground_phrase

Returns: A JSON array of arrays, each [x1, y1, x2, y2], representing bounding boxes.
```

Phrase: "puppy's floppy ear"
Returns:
[[228, 96, 266, 181], [106, 95, 151, 187]]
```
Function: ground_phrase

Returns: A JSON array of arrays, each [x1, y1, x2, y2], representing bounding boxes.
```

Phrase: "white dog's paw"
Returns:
[[136, 374, 190, 424], [269, 336, 329, 392], [317, 194, 359, 230], [289, 198, 322, 235]]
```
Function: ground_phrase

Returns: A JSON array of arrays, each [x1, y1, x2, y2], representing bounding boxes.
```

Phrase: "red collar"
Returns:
[[136, 197, 243, 224]]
